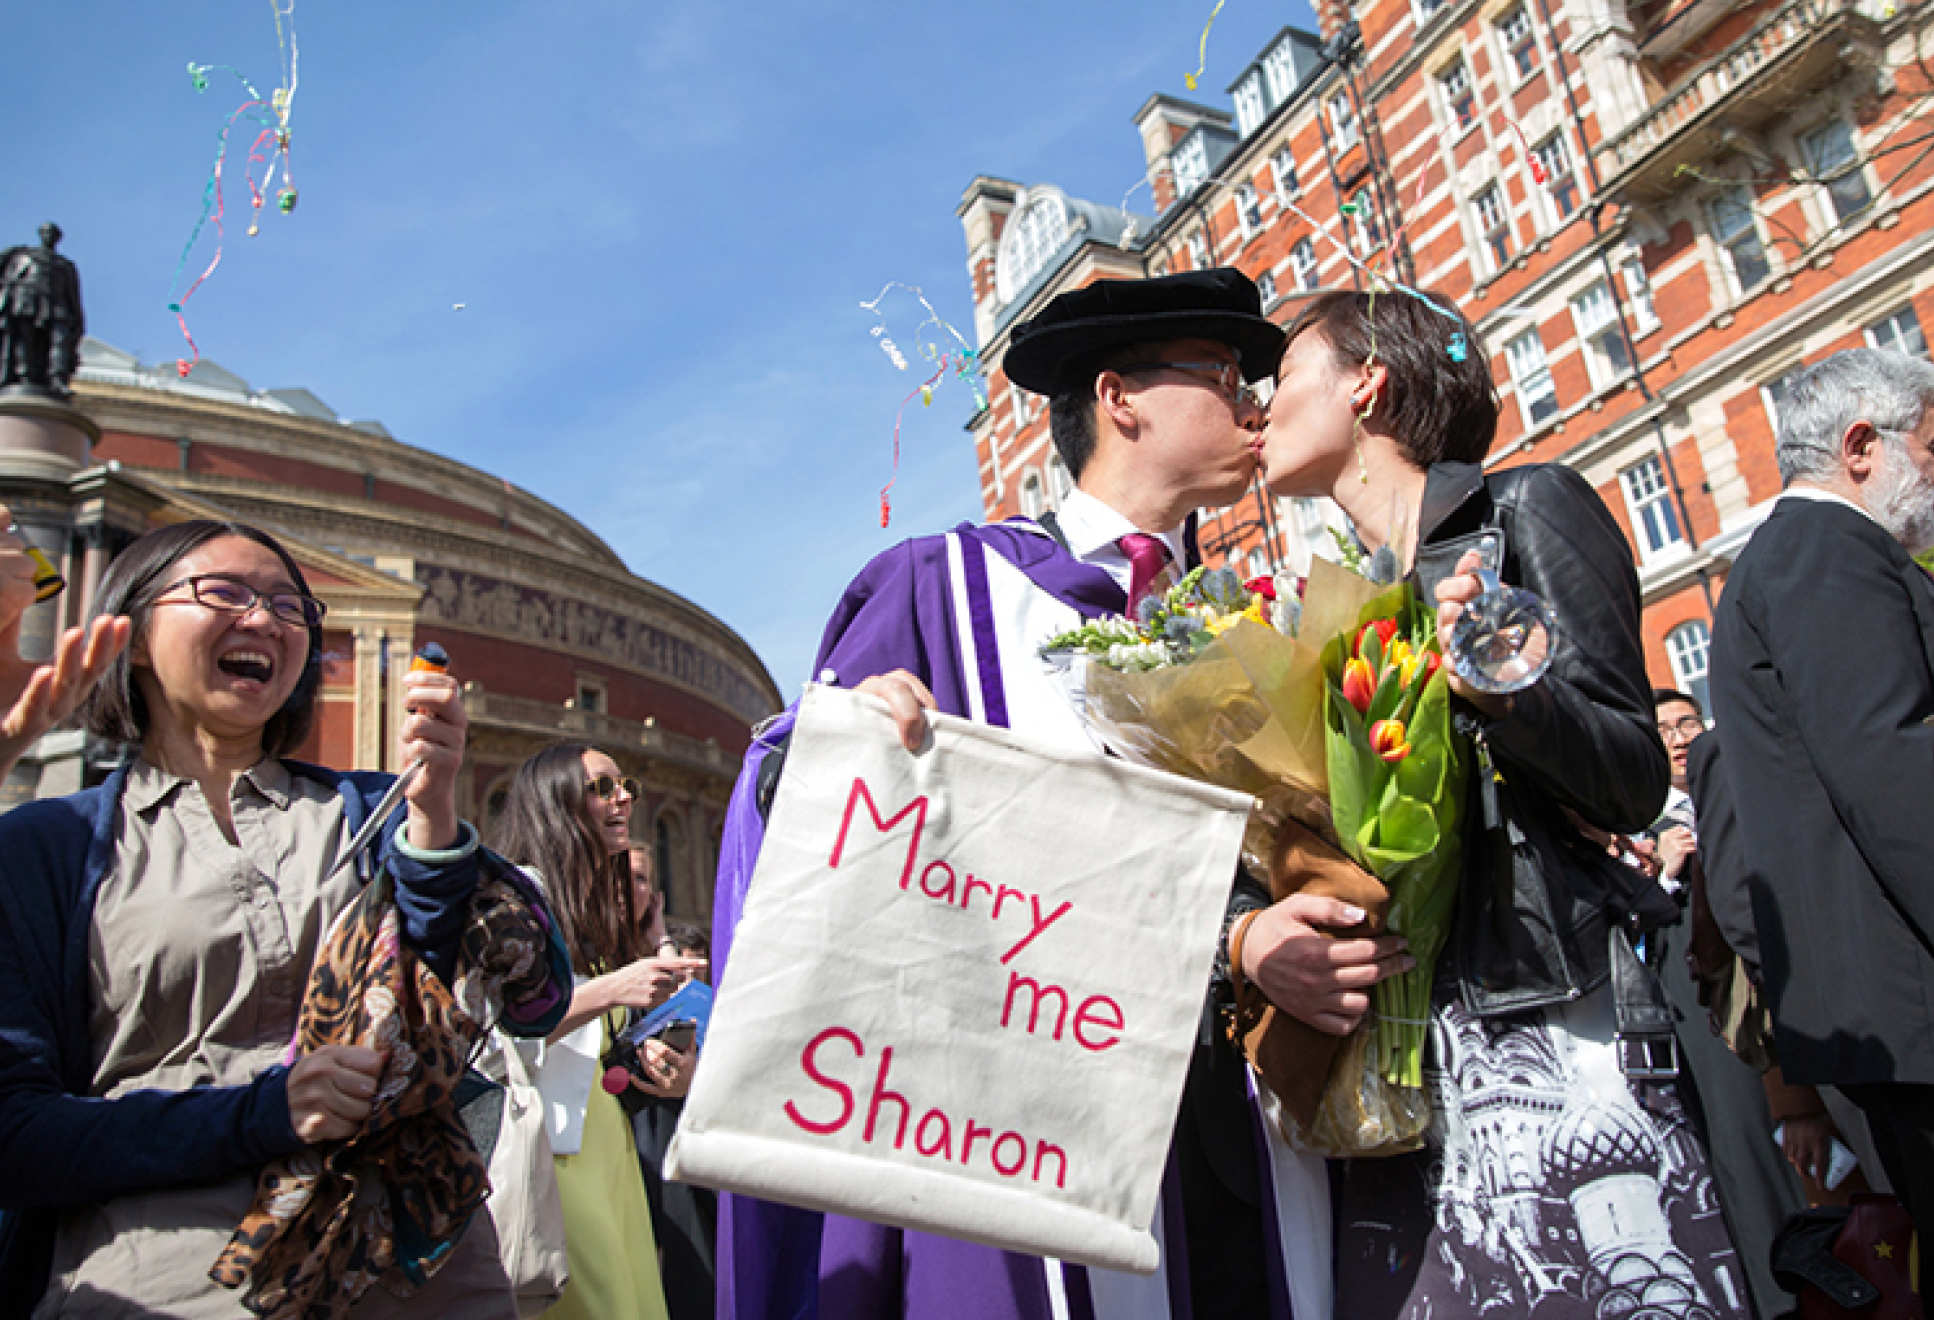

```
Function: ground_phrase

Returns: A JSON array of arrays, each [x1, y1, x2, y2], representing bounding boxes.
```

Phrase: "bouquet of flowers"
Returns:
[[1043, 556, 1467, 1155]]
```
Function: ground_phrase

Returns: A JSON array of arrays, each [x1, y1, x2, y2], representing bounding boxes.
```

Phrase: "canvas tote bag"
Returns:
[[480, 1028, 571, 1317], [666, 684, 1251, 1273]]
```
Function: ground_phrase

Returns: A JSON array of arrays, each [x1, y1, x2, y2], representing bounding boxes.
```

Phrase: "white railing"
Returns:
[[1599, 0, 1866, 179]]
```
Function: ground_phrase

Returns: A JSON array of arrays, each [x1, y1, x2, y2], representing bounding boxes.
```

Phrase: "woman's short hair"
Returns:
[[81, 519, 323, 756], [1283, 289, 1499, 468], [488, 742, 647, 976]]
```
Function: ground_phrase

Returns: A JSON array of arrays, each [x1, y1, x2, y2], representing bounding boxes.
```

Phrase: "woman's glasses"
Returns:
[[587, 774, 641, 801], [157, 573, 326, 627]]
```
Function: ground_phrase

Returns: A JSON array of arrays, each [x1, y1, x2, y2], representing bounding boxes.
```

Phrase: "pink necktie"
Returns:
[[1118, 532, 1173, 607]]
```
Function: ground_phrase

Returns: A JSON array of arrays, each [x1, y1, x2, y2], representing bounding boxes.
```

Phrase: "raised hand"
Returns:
[[0, 512, 131, 779]]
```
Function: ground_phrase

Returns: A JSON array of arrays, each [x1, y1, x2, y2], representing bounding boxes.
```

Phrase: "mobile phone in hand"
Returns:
[[657, 1020, 698, 1053]]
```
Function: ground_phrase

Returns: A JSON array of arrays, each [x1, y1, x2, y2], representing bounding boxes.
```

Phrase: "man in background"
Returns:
[[1711, 346, 1934, 1257]]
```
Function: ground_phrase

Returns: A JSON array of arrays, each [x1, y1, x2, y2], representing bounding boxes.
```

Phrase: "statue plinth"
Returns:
[[0, 389, 98, 481]]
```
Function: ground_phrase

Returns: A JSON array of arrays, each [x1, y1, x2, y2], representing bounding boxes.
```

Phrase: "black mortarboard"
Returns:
[[1004, 267, 1285, 395]]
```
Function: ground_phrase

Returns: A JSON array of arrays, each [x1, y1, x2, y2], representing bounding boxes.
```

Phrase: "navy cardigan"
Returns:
[[0, 760, 498, 1309]]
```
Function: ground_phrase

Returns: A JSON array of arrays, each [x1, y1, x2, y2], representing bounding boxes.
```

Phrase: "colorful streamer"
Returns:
[[1183, 0, 1227, 93], [167, 0, 302, 376], [859, 282, 988, 527], [1278, 194, 1471, 362]]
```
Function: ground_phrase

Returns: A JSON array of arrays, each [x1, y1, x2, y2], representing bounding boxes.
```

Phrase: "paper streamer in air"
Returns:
[[859, 282, 987, 527], [167, 0, 302, 377]]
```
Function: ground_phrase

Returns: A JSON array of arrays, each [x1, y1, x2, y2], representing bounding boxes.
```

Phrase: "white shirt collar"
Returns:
[[1051, 489, 1188, 591], [1778, 484, 1882, 527]]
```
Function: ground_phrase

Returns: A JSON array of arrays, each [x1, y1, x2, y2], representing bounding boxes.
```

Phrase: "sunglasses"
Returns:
[[586, 774, 641, 801]]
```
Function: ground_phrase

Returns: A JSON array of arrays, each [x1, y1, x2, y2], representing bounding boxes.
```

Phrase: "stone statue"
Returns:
[[0, 223, 85, 399]]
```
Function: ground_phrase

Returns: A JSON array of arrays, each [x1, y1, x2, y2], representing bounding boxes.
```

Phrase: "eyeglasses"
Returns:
[[157, 573, 326, 627], [587, 774, 641, 801], [1119, 360, 1260, 408], [1656, 716, 1706, 741]]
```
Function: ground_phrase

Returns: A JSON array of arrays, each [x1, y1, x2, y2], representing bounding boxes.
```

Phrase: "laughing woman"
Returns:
[[1247, 292, 1749, 1318], [489, 743, 702, 1320], [0, 518, 534, 1316]]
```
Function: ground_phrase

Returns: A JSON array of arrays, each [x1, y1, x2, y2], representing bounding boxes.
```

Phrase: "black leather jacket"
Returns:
[[1412, 461, 1673, 1018]]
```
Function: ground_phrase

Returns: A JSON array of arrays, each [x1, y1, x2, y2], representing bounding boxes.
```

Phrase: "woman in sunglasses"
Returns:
[[0, 518, 537, 1316], [489, 743, 703, 1320]]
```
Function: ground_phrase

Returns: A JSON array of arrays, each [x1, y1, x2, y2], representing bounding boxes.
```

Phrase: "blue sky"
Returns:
[[3, 0, 1316, 698]]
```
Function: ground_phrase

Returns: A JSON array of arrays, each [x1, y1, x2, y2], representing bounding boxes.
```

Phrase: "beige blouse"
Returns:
[[34, 758, 515, 1319]]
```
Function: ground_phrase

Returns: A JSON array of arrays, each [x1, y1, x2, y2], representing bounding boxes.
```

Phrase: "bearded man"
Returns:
[[1710, 346, 1934, 1256]]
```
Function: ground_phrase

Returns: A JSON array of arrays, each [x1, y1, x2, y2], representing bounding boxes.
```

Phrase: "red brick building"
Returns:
[[1, 341, 780, 922], [959, 0, 1927, 708]]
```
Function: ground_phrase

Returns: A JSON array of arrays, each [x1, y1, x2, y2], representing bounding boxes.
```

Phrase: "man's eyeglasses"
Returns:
[[587, 774, 641, 801], [1656, 715, 1706, 741], [1119, 360, 1260, 408], [157, 573, 326, 627]]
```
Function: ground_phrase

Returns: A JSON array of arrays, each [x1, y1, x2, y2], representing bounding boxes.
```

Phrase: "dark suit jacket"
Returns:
[[1710, 494, 1934, 1085]]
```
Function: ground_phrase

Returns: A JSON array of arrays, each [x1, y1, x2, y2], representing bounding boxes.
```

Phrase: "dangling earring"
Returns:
[[1352, 388, 1376, 484]]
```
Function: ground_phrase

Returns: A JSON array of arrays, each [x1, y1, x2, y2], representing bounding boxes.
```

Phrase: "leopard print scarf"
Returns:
[[209, 852, 568, 1318]]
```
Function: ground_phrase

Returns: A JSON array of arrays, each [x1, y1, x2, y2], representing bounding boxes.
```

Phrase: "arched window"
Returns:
[[996, 189, 1072, 305], [1666, 620, 1712, 716]]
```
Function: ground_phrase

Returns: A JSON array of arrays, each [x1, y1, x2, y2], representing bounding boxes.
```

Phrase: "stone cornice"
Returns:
[[144, 472, 780, 717], [73, 380, 623, 568]]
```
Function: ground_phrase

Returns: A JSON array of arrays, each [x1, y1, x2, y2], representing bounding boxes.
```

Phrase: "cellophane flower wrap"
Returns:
[[1042, 556, 1466, 1157], [1307, 580, 1467, 1155]]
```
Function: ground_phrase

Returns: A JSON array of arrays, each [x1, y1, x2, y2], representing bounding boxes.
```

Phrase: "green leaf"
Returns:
[[1364, 796, 1440, 867], [1325, 685, 1380, 854], [1368, 660, 1409, 724], [1360, 624, 1382, 674]]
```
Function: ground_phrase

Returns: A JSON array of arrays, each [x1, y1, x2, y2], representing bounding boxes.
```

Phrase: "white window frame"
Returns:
[[1801, 119, 1873, 226], [1187, 229, 1212, 270], [1415, 0, 1449, 26], [1234, 74, 1268, 138], [1530, 134, 1579, 223], [1868, 304, 1929, 357], [1762, 367, 1804, 432], [1290, 238, 1318, 291], [1047, 452, 1073, 504], [1236, 183, 1263, 240], [1020, 469, 1046, 518], [1570, 280, 1632, 390], [1505, 329, 1559, 427], [996, 192, 1072, 305], [1173, 134, 1210, 195], [1352, 191, 1384, 255], [1474, 184, 1511, 274], [1498, 5, 1539, 83], [1271, 146, 1300, 204], [1619, 454, 1686, 560], [1263, 40, 1299, 104], [1257, 269, 1279, 307], [1328, 91, 1360, 149], [1708, 187, 1772, 295], [1666, 620, 1713, 715], [1621, 258, 1660, 335], [1439, 58, 1476, 133]]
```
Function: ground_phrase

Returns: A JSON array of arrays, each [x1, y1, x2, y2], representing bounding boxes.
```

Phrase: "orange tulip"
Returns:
[[1342, 657, 1377, 714], [1369, 717, 1411, 763]]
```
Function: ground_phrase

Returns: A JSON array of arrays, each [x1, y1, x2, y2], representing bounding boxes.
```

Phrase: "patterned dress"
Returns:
[[1334, 973, 1752, 1320]]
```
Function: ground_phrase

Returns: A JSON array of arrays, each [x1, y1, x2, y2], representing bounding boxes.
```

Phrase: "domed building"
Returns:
[[0, 338, 780, 926]]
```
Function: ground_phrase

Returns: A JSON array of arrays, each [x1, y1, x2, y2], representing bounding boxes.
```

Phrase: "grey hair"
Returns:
[[1777, 347, 1934, 485]]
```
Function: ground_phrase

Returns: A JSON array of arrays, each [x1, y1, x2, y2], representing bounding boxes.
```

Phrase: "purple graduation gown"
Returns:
[[709, 521, 1293, 1320]]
